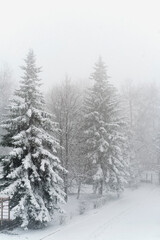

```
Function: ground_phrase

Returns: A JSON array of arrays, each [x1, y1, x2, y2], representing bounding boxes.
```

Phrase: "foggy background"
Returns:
[[0, 0, 160, 89]]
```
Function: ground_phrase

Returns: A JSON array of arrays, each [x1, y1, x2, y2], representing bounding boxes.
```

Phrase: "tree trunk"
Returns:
[[64, 119, 69, 201], [99, 179, 103, 195], [77, 180, 81, 199], [158, 172, 160, 185], [64, 174, 68, 202]]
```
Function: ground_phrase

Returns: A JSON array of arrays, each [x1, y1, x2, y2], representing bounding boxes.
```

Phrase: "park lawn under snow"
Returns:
[[1, 183, 160, 240]]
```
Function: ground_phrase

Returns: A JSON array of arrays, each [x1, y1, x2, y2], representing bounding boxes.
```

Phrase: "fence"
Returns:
[[140, 171, 160, 184], [0, 197, 10, 225]]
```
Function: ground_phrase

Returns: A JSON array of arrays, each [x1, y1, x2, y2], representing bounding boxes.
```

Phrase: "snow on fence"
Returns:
[[140, 171, 159, 184], [0, 197, 10, 225]]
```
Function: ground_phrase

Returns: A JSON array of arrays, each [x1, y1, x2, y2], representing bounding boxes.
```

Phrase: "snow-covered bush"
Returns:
[[93, 196, 108, 209], [59, 213, 67, 225], [79, 201, 88, 215]]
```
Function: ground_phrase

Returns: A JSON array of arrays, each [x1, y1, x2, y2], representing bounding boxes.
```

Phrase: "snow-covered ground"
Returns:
[[1, 184, 160, 240]]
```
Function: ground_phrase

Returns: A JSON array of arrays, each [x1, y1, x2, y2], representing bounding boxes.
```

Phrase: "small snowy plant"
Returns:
[[0, 50, 66, 229]]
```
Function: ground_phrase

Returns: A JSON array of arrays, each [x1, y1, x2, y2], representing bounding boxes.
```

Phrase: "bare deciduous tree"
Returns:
[[47, 77, 81, 201]]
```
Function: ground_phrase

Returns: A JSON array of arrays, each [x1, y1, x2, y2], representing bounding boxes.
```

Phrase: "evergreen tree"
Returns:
[[83, 57, 128, 195], [0, 50, 65, 229]]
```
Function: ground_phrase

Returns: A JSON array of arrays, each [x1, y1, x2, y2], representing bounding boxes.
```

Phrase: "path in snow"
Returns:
[[1, 184, 160, 240], [44, 184, 160, 240]]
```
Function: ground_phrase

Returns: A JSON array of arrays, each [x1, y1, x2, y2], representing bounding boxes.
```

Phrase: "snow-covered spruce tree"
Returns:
[[83, 57, 128, 195], [0, 50, 66, 229]]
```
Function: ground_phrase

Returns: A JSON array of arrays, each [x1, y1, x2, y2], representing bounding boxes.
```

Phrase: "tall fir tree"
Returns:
[[0, 50, 66, 229], [83, 57, 128, 195]]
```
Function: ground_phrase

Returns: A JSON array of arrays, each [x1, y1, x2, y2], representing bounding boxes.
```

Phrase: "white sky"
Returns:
[[0, 0, 160, 89]]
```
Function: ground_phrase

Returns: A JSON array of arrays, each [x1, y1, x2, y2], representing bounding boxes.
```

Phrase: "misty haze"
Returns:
[[0, 1, 160, 240]]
